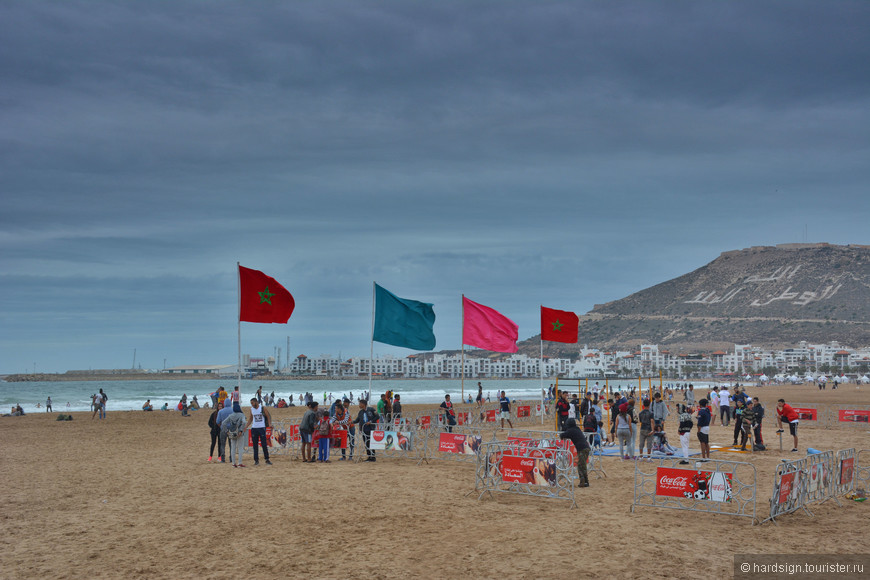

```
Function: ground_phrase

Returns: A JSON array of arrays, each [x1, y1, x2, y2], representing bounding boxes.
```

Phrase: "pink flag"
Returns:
[[462, 296, 519, 353]]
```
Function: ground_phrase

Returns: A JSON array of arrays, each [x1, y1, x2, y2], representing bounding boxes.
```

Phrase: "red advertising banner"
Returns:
[[838, 410, 870, 423], [655, 467, 733, 502], [500, 455, 556, 486], [247, 426, 273, 447], [457, 412, 471, 425], [517, 405, 531, 418], [486, 409, 497, 422], [778, 471, 799, 505], [419, 416, 432, 429], [792, 407, 818, 421], [330, 429, 348, 449], [839, 457, 855, 485], [437, 432, 482, 454]]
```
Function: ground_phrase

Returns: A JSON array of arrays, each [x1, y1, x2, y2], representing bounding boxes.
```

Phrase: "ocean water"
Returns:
[[0, 377, 712, 413]]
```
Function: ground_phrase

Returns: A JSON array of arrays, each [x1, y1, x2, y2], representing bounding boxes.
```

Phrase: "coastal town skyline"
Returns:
[[2, 2, 868, 374]]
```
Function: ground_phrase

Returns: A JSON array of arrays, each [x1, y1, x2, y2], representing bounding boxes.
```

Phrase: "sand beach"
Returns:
[[2, 383, 869, 579]]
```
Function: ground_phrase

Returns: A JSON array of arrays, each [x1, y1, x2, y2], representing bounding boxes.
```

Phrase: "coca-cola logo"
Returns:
[[659, 476, 689, 488], [372, 431, 384, 442]]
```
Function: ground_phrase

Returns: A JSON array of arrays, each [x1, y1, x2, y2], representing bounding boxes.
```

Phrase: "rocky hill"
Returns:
[[524, 243, 870, 357]]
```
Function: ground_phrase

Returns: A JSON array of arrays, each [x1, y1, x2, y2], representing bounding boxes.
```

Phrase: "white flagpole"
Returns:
[[368, 281, 375, 401], [237, 262, 242, 394], [540, 332, 545, 425], [461, 295, 465, 402]]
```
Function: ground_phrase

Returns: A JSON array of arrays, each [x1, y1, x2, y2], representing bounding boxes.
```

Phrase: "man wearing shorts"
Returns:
[[696, 399, 711, 459], [776, 399, 799, 452], [498, 391, 513, 429]]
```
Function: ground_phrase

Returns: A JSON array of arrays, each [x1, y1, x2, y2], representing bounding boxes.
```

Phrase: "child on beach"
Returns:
[[314, 410, 332, 463]]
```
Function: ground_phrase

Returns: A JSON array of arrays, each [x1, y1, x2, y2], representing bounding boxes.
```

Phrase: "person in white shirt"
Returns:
[[718, 388, 731, 426]]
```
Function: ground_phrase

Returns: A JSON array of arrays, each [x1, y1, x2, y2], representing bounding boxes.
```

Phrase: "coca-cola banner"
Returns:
[[839, 457, 855, 485], [838, 410, 870, 423], [438, 432, 482, 454], [485, 409, 497, 422], [655, 467, 733, 502], [369, 430, 412, 451], [777, 470, 800, 505], [500, 455, 557, 486], [792, 407, 818, 421], [419, 416, 432, 429], [517, 405, 531, 418]]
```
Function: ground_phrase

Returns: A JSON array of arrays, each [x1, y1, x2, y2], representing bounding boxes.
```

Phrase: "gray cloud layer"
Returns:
[[1, 1, 868, 372]]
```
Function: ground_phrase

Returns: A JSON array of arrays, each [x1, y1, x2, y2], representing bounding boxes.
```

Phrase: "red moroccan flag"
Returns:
[[238, 265, 295, 323], [541, 306, 578, 343]]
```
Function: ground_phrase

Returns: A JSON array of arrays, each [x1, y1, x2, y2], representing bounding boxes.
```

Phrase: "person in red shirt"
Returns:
[[775, 399, 799, 452]]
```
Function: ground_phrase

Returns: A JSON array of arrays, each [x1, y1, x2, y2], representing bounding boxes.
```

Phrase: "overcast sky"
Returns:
[[2, 1, 868, 374]]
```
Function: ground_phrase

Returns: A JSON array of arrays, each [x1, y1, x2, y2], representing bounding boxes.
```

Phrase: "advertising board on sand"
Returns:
[[438, 432, 482, 455], [499, 455, 556, 486], [839, 457, 855, 486], [792, 407, 818, 421], [838, 409, 870, 423], [655, 467, 733, 502], [369, 430, 412, 451]]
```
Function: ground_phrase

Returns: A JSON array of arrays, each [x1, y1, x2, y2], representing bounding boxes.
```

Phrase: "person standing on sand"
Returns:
[[498, 391, 514, 430], [217, 387, 228, 408], [207, 402, 222, 462], [299, 401, 318, 463], [775, 399, 800, 452], [709, 387, 720, 426], [245, 398, 272, 466], [215, 400, 235, 462], [651, 392, 669, 429], [559, 418, 591, 488], [440, 395, 457, 432], [476, 383, 484, 422], [677, 404, 693, 464], [718, 386, 731, 426], [221, 402, 247, 468], [230, 386, 240, 406], [696, 399, 711, 459], [354, 399, 380, 462], [46, 397, 52, 413], [555, 391, 570, 431]]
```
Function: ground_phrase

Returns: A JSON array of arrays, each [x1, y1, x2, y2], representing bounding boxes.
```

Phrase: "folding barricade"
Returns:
[[858, 450, 870, 490], [831, 405, 870, 429], [504, 429, 605, 479], [786, 402, 829, 429], [245, 418, 303, 459], [473, 440, 576, 507], [632, 456, 758, 524], [763, 457, 810, 524], [832, 448, 857, 498], [361, 420, 421, 462], [803, 450, 836, 506], [423, 424, 499, 465]]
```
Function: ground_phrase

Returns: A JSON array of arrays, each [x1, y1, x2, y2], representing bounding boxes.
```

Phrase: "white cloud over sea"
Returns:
[[1, 1, 869, 373]]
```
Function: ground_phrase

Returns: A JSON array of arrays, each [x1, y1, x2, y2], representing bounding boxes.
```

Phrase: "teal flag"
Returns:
[[372, 284, 436, 350]]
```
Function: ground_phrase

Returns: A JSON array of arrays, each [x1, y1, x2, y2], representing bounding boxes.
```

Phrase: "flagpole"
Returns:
[[369, 281, 375, 402], [540, 333, 544, 425], [237, 262, 242, 393], [461, 295, 465, 402]]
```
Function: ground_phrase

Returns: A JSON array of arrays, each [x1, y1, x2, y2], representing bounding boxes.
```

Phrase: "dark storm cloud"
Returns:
[[1, 1, 868, 371]]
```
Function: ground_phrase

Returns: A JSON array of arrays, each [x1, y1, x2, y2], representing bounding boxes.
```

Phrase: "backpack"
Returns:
[[318, 418, 330, 435]]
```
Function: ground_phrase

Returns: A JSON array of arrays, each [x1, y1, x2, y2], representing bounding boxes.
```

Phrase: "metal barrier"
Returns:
[[473, 441, 576, 507], [858, 450, 870, 490], [763, 458, 810, 524], [831, 405, 870, 429], [832, 448, 857, 497], [804, 451, 835, 505], [787, 403, 830, 429], [504, 428, 605, 479], [422, 425, 500, 465], [631, 456, 757, 523]]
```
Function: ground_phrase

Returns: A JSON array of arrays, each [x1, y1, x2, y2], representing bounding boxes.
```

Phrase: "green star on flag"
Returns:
[[258, 286, 275, 305], [551, 319, 564, 332]]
